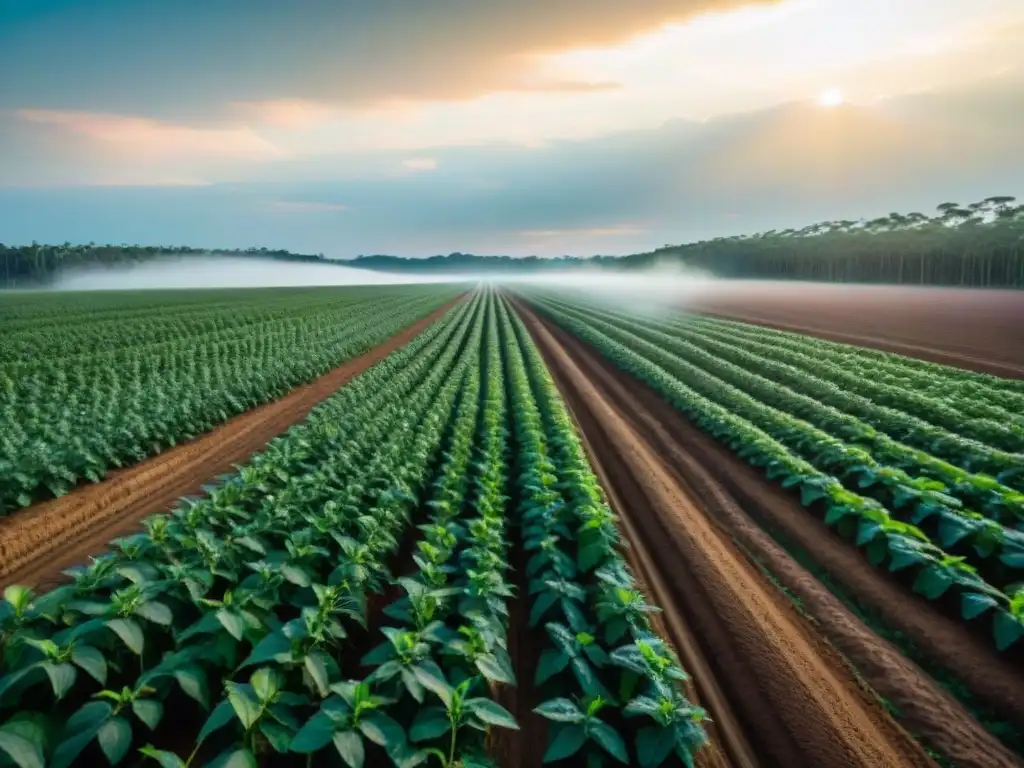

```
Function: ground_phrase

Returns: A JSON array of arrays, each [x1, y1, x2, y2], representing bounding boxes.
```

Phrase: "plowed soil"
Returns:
[[681, 282, 1024, 378], [517, 302, 1024, 768], [0, 298, 462, 590], [514, 302, 936, 768]]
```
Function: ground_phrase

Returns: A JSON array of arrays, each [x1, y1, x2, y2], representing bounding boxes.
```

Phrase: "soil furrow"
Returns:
[[0, 297, 463, 589], [528, 305, 1023, 768], [514, 301, 935, 768]]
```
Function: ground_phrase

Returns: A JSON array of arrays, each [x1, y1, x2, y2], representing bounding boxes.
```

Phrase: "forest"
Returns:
[[3, 195, 1022, 288]]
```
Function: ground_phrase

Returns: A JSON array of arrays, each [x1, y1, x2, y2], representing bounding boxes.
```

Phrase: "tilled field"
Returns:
[[0, 299, 460, 590], [681, 282, 1024, 378], [1, 284, 1022, 768], [519, 302, 1024, 768]]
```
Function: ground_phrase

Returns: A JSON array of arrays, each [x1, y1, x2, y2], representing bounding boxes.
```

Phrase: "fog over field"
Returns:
[[51, 255, 473, 290], [49, 254, 720, 308]]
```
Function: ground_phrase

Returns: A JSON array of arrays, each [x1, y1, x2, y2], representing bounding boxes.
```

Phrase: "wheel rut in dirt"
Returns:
[[0, 297, 464, 590], [513, 300, 935, 768], [522, 304, 1024, 768]]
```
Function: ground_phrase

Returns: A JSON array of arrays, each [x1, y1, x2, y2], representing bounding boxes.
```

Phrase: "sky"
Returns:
[[1, 0, 1022, 258]]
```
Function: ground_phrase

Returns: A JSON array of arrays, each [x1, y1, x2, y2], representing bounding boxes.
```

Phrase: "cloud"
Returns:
[[230, 99, 337, 130], [0, 1, 776, 116], [1, 69, 1022, 256], [15, 109, 281, 158], [402, 158, 439, 172]]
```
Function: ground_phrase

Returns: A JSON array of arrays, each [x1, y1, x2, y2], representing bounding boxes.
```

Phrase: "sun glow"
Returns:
[[817, 87, 844, 107]]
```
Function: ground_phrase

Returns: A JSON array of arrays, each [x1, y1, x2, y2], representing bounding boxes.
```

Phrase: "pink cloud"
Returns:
[[16, 109, 282, 158], [230, 99, 337, 130]]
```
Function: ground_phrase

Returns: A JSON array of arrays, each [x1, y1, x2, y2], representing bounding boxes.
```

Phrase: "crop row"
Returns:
[[0, 285, 459, 514], [525, 292, 1024, 652], [0, 290, 483, 767], [682, 315, 1024, 431], [0, 289, 711, 767], [499, 297, 709, 767], [541, 297, 1024, 570]]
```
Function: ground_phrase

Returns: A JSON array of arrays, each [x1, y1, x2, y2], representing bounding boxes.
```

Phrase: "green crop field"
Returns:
[[0, 286, 459, 514], [1, 283, 1022, 768]]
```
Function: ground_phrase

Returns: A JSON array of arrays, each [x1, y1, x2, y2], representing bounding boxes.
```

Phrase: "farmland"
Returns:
[[1, 283, 1023, 768]]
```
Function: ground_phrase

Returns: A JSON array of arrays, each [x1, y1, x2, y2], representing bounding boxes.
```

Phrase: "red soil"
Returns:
[[515, 301, 937, 768], [0, 298, 462, 590], [681, 282, 1024, 378]]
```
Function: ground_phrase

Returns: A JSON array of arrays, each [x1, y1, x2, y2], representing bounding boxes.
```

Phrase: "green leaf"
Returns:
[[636, 725, 678, 768], [411, 661, 452, 708], [304, 653, 331, 698], [174, 667, 210, 710], [66, 701, 113, 734], [800, 485, 828, 506], [534, 648, 569, 686], [241, 631, 292, 668], [401, 667, 425, 703], [216, 609, 245, 641], [855, 521, 881, 547], [206, 748, 257, 768], [333, 730, 365, 768], [534, 698, 585, 724], [226, 683, 262, 729], [476, 654, 515, 684], [280, 564, 311, 587], [571, 657, 612, 700], [357, 712, 405, 749], [138, 745, 187, 768], [128, 699, 163, 732], [0, 724, 45, 768], [3, 585, 33, 612], [97, 717, 132, 765], [41, 662, 77, 700], [197, 700, 236, 744], [466, 698, 518, 729], [590, 720, 629, 763], [289, 712, 336, 753], [912, 566, 954, 600], [71, 645, 107, 685], [543, 724, 587, 763], [259, 721, 293, 753], [250, 667, 282, 702], [409, 706, 450, 742], [961, 592, 999, 621], [135, 601, 173, 627], [993, 610, 1024, 651], [106, 618, 145, 655], [50, 703, 111, 768]]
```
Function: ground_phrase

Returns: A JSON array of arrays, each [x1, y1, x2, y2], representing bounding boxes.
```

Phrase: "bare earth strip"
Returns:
[[0, 298, 462, 590], [682, 283, 1024, 378], [515, 300, 938, 768]]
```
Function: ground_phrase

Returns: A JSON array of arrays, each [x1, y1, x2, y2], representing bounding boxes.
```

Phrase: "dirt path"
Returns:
[[682, 283, 1024, 378], [525, 306, 1023, 768], [514, 303, 935, 768], [0, 298, 462, 589]]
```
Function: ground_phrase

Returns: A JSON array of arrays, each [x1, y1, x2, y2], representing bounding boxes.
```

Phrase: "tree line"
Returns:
[[3, 195, 1023, 288], [628, 195, 1024, 287], [0, 244, 326, 287]]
